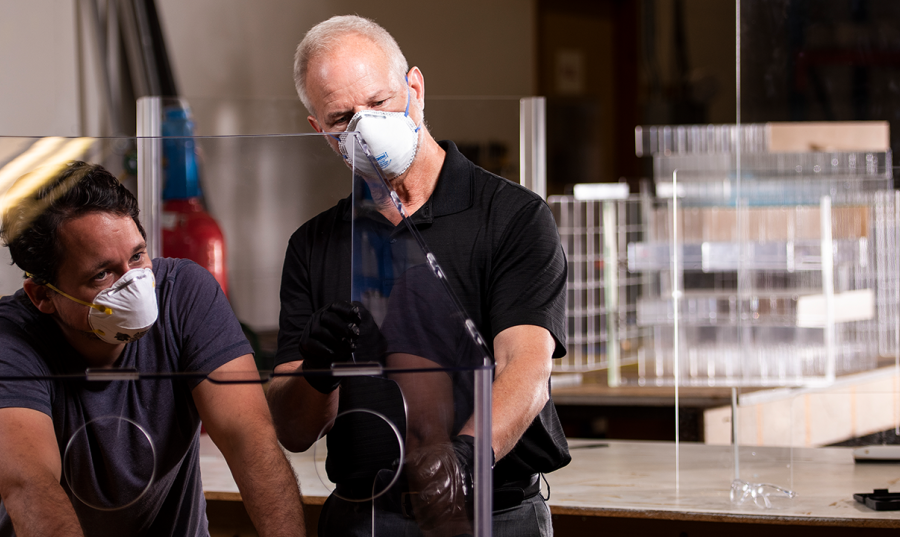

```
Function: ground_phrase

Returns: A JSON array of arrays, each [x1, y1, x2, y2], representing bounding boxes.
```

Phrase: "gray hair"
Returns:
[[294, 15, 409, 117]]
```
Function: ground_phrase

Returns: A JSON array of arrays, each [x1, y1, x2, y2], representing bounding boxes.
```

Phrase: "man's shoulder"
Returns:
[[448, 143, 544, 204], [469, 166, 551, 229], [0, 291, 43, 333], [153, 257, 207, 285], [476, 167, 543, 205], [439, 140, 546, 217], [0, 291, 58, 375], [152, 258, 224, 304]]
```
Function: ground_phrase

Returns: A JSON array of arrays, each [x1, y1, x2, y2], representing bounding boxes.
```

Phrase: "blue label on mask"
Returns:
[[376, 152, 392, 168]]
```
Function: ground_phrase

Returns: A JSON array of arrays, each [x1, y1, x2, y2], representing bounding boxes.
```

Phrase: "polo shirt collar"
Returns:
[[407, 140, 473, 225]]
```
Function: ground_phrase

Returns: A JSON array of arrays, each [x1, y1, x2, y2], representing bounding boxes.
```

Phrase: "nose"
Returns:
[[109, 262, 137, 282]]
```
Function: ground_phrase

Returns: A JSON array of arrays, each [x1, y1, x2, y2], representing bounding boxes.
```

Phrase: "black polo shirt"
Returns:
[[276, 140, 570, 484]]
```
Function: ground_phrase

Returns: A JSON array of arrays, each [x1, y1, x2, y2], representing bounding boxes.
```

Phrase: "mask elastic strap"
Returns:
[[404, 75, 421, 133], [27, 273, 113, 315]]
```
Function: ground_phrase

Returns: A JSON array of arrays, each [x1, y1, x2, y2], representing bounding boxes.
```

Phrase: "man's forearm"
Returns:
[[195, 358, 306, 536], [267, 363, 339, 452], [487, 358, 550, 459], [228, 439, 305, 537], [457, 357, 550, 460], [459, 325, 553, 460], [4, 477, 84, 537]]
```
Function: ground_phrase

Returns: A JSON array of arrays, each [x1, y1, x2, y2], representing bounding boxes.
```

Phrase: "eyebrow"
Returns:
[[84, 241, 147, 276], [325, 109, 352, 126], [324, 90, 394, 126]]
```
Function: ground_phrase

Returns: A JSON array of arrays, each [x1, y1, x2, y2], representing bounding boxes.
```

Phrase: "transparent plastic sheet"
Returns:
[[738, 0, 900, 162], [174, 95, 524, 183], [298, 133, 494, 535], [0, 131, 491, 535], [597, 2, 900, 524], [699, 386, 900, 518], [626, 171, 895, 388], [685, 172, 895, 512], [731, 1, 900, 521], [0, 133, 342, 522], [611, 163, 898, 514]]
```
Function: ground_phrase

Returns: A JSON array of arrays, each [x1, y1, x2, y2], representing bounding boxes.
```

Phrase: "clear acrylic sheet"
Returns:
[[626, 169, 896, 388], [0, 132, 346, 517], [300, 132, 495, 535], [0, 130, 492, 537]]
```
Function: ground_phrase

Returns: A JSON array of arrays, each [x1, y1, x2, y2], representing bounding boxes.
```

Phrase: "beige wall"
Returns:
[[157, 0, 536, 103], [154, 0, 537, 330], [0, 2, 81, 136], [0, 1, 536, 327]]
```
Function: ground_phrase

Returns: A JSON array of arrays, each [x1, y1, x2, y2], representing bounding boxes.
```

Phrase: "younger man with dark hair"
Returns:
[[0, 161, 305, 536]]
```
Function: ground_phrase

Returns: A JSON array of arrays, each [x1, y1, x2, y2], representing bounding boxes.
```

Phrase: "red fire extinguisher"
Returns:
[[161, 103, 229, 296]]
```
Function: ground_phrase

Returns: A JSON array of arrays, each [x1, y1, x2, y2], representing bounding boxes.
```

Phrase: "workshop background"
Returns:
[[2, 0, 898, 341]]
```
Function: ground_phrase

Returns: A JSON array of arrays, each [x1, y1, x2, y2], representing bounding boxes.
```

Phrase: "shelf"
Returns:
[[628, 239, 865, 272], [636, 289, 875, 327]]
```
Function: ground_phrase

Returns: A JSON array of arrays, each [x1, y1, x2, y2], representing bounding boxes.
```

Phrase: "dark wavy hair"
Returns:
[[1, 161, 145, 286]]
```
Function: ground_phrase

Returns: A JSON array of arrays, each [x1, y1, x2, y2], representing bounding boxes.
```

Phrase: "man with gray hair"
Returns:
[[268, 15, 570, 536]]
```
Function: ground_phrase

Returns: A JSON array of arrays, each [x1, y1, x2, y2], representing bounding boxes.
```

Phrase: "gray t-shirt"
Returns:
[[0, 258, 253, 536]]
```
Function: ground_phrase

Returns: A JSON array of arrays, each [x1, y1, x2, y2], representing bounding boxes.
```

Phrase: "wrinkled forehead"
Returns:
[[56, 212, 144, 273], [307, 36, 403, 104], [310, 32, 389, 74]]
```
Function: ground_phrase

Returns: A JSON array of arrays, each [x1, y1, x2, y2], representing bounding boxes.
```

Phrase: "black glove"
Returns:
[[405, 435, 483, 531], [300, 301, 361, 393]]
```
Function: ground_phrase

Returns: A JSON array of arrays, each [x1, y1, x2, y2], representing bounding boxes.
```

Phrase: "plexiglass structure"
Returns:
[[0, 128, 494, 536], [546, 1, 900, 531]]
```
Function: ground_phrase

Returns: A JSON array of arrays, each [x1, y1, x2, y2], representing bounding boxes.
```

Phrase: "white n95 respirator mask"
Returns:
[[44, 267, 158, 344], [336, 83, 421, 180]]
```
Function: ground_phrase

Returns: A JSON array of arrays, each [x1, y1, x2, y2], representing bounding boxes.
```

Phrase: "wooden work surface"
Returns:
[[551, 359, 900, 409], [550, 369, 768, 408], [200, 433, 331, 504], [552, 439, 900, 529], [201, 435, 900, 530], [551, 382, 741, 408]]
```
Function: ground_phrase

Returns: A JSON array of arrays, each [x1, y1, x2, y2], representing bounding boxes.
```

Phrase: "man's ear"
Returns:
[[407, 67, 425, 112], [308, 115, 323, 133], [23, 279, 57, 314]]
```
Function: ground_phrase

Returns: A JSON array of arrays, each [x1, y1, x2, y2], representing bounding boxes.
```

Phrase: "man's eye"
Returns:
[[93, 270, 109, 281], [131, 252, 145, 263], [373, 100, 386, 107]]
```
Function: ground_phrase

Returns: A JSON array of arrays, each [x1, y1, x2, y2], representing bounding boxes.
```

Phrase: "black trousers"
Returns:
[[317, 489, 552, 536]]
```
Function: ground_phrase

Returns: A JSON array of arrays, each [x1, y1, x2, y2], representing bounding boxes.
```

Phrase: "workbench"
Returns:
[[551, 365, 900, 448], [200, 435, 900, 536]]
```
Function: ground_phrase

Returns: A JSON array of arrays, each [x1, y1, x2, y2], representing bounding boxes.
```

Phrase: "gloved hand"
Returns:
[[299, 301, 361, 393], [405, 436, 482, 531]]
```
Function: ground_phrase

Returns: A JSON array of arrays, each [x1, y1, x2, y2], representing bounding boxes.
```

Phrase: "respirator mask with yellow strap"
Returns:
[[31, 268, 158, 344]]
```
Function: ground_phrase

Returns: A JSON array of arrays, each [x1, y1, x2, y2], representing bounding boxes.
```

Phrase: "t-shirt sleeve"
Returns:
[[489, 198, 567, 358], [0, 319, 54, 416], [164, 260, 254, 377]]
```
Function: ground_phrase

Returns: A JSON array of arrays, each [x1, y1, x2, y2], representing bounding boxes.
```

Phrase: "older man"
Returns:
[[0, 162, 305, 536], [267, 15, 569, 536]]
